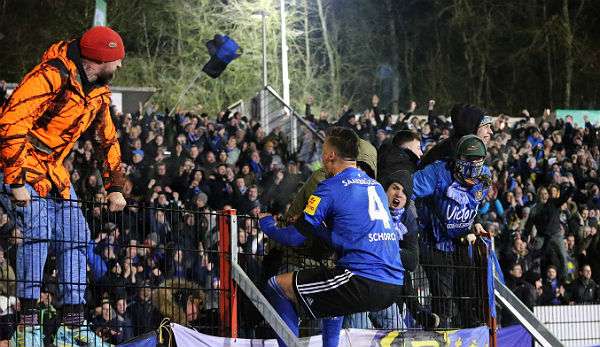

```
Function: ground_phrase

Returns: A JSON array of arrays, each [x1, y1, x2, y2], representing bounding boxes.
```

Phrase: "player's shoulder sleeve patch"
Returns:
[[304, 194, 321, 216]]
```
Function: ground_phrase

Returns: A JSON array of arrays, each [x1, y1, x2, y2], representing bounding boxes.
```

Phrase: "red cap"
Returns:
[[80, 26, 125, 63]]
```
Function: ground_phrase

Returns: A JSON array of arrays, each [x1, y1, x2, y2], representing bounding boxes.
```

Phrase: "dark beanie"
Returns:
[[380, 170, 413, 198], [80, 26, 125, 62], [450, 103, 487, 138]]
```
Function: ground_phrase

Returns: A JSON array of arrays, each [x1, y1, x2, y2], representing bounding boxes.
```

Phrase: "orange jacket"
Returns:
[[0, 40, 124, 198]]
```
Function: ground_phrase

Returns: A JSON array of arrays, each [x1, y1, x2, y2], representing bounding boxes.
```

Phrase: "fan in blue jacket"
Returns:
[[413, 134, 491, 328]]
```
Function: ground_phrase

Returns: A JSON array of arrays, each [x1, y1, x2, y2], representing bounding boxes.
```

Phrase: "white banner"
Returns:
[[170, 323, 491, 347]]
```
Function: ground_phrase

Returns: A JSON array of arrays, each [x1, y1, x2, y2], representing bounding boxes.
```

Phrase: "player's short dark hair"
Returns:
[[325, 126, 358, 161], [392, 130, 421, 147]]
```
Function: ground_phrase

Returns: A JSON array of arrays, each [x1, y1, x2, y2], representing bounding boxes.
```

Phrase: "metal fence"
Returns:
[[0, 192, 234, 345], [253, 86, 324, 155], [534, 304, 600, 346], [0, 191, 496, 345], [229, 214, 495, 343]]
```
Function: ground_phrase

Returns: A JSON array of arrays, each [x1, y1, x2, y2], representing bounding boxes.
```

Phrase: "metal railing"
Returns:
[[0, 192, 234, 345], [253, 86, 324, 155], [494, 277, 564, 347], [225, 213, 498, 345], [533, 303, 598, 346], [0, 190, 564, 347]]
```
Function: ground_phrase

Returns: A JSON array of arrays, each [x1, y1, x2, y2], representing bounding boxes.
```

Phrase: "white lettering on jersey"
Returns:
[[367, 186, 391, 228], [445, 205, 478, 228], [368, 232, 397, 242]]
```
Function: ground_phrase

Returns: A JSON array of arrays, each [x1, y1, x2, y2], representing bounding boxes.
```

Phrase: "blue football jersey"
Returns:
[[303, 167, 404, 285]]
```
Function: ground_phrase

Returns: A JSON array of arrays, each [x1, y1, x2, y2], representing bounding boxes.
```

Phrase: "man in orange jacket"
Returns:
[[0, 26, 127, 347]]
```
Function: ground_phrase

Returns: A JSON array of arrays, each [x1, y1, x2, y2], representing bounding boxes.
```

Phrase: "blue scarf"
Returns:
[[390, 208, 407, 240], [481, 237, 505, 318], [446, 181, 471, 204]]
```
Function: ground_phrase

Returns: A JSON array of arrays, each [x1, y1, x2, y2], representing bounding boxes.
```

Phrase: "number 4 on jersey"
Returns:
[[367, 186, 391, 228]]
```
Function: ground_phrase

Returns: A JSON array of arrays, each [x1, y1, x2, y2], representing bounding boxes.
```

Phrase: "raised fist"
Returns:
[[543, 108, 551, 118], [428, 100, 435, 110], [408, 101, 417, 113], [372, 95, 380, 106]]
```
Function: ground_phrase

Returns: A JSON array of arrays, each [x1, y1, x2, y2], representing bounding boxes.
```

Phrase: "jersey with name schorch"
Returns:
[[303, 167, 404, 285]]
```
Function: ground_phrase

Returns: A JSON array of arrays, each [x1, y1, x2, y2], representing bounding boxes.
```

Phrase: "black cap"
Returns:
[[523, 271, 541, 286]]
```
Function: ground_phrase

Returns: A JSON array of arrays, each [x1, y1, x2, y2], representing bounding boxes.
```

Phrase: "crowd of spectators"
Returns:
[[484, 112, 600, 312], [1, 88, 600, 342]]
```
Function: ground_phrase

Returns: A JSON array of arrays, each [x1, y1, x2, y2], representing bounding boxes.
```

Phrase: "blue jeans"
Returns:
[[369, 303, 403, 330], [13, 184, 88, 305]]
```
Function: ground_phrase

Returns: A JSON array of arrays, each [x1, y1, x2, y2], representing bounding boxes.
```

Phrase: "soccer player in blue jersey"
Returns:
[[413, 134, 491, 328], [259, 126, 404, 347]]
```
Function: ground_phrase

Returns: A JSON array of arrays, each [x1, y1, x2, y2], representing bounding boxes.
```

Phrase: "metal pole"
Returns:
[[93, 0, 107, 26], [166, 69, 204, 118], [262, 12, 268, 87], [280, 0, 290, 104], [218, 209, 239, 338]]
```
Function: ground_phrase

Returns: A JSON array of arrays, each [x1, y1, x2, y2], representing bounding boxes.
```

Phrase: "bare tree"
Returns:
[[303, 0, 311, 93], [316, 0, 341, 107], [384, 0, 400, 113], [561, 0, 586, 107]]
